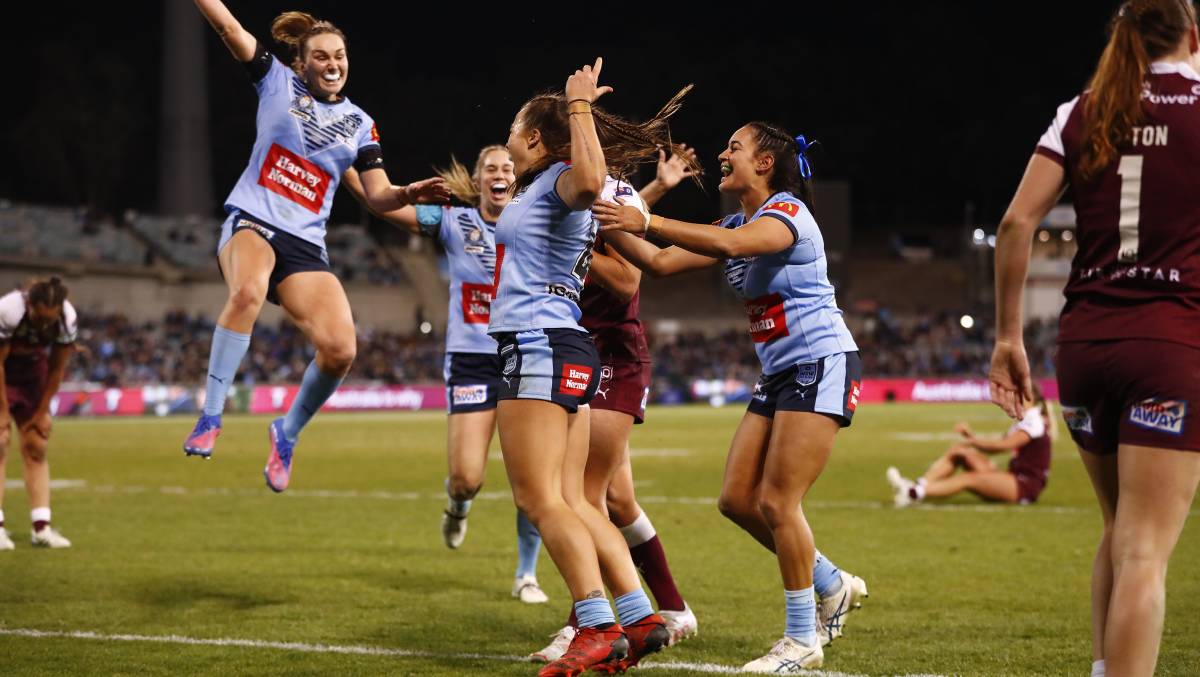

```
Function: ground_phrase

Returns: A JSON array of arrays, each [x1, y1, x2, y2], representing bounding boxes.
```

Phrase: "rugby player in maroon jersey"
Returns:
[[990, 2, 1200, 674], [529, 147, 701, 663], [0, 278, 77, 549]]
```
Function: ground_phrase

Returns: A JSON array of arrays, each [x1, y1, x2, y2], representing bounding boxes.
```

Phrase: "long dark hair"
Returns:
[[510, 86, 701, 195], [27, 276, 68, 309], [1080, 0, 1197, 181], [745, 121, 815, 208]]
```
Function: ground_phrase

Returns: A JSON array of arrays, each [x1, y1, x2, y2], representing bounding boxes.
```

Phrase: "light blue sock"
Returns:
[[203, 326, 251, 416], [813, 549, 844, 598], [784, 587, 818, 645], [445, 478, 472, 516], [515, 511, 542, 579], [574, 597, 616, 628], [282, 360, 343, 442], [614, 589, 654, 626]]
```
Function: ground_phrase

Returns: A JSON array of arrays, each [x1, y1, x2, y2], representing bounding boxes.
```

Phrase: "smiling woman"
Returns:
[[180, 0, 450, 491]]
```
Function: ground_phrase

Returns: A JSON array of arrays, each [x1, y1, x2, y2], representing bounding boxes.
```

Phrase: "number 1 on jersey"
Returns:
[[1117, 155, 1142, 263]]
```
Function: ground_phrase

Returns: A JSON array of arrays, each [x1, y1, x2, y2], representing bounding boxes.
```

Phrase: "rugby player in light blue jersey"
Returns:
[[595, 122, 868, 672], [489, 59, 692, 677], [183, 1, 449, 494], [343, 147, 548, 605]]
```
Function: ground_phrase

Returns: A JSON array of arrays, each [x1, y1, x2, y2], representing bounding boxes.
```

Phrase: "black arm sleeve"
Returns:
[[243, 40, 272, 83], [354, 145, 385, 172]]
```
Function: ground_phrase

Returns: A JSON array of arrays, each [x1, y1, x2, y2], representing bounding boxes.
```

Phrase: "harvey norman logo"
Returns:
[[1129, 399, 1187, 436]]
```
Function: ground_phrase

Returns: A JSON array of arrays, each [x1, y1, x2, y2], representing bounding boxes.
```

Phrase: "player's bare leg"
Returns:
[[0, 421, 11, 549], [923, 444, 995, 482], [22, 426, 68, 547], [185, 230, 273, 458], [1103, 444, 1200, 676], [921, 470, 1019, 502], [1080, 447, 1118, 673], [262, 272, 356, 491], [442, 410, 494, 548], [717, 412, 775, 551]]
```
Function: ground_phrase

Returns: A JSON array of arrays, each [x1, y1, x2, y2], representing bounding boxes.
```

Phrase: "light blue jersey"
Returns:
[[221, 48, 382, 252], [416, 205, 499, 354], [489, 162, 596, 334], [720, 191, 858, 374]]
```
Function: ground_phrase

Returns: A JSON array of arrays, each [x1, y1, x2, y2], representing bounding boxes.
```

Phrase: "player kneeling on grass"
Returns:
[[0, 277, 77, 549], [888, 384, 1054, 507]]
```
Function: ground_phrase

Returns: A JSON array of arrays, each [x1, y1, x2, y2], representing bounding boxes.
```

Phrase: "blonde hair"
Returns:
[[435, 145, 509, 205], [270, 11, 347, 73], [1032, 382, 1059, 443]]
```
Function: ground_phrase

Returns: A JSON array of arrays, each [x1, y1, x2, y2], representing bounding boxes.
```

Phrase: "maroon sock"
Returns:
[[567, 607, 578, 628], [33, 520, 49, 532], [630, 536, 686, 611]]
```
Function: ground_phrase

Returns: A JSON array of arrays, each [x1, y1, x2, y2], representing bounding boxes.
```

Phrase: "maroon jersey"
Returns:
[[580, 238, 651, 363], [1036, 62, 1200, 348], [1005, 407, 1052, 484], [1, 290, 78, 369]]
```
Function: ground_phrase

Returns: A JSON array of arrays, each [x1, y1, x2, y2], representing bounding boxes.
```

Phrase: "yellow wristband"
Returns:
[[568, 101, 592, 115], [648, 215, 665, 235]]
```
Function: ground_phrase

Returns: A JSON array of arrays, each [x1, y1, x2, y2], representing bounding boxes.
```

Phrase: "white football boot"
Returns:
[[741, 636, 823, 673], [818, 571, 869, 645], [660, 602, 698, 645], [886, 466, 915, 508], [441, 510, 467, 549], [512, 575, 549, 604], [0, 528, 14, 550], [31, 525, 72, 548], [527, 625, 576, 663]]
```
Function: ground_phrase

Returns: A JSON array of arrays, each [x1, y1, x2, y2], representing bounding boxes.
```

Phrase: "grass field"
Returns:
[[0, 403, 1197, 676]]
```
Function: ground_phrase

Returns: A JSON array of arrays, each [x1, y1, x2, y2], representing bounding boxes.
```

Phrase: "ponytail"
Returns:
[[27, 276, 68, 309], [1080, 0, 1197, 181]]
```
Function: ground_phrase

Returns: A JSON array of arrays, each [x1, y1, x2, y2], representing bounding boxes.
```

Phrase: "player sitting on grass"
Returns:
[[888, 384, 1054, 506]]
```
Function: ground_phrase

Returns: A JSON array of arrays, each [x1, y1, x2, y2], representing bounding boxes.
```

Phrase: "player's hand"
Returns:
[[565, 57, 613, 105], [21, 411, 52, 439], [655, 144, 699, 189], [593, 199, 648, 233], [954, 421, 973, 438], [989, 340, 1033, 420], [404, 177, 450, 205]]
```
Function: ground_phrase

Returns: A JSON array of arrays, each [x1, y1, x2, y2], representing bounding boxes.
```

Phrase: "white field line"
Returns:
[[0, 627, 945, 677], [44, 478, 1199, 517]]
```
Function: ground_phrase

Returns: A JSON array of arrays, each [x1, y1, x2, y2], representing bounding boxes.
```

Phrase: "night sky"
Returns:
[[8, 2, 1121, 231]]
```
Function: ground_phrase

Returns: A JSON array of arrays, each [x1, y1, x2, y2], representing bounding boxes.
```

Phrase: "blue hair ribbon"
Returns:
[[794, 135, 814, 180]]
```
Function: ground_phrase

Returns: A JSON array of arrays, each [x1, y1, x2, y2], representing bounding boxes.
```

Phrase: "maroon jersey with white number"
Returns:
[[1035, 61, 1200, 348]]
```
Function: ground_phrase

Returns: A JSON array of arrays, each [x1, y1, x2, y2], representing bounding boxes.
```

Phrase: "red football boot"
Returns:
[[537, 625, 628, 677], [607, 614, 670, 671]]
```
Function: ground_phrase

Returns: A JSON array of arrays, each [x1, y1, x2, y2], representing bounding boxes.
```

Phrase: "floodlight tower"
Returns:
[[158, 0, 214, 216]]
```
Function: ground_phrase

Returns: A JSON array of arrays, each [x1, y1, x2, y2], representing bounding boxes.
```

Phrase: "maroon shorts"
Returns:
[[5, 355, 48, 425], [589, 360, 651, 424], [1013, 473, 1046, 505], [1057, 339, 1200, 455]]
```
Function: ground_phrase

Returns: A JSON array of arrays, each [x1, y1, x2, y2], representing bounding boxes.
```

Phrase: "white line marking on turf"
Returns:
[[4, 479, 87, 490], [48, 480, 1200, 517], [0, 627, 944, 677]]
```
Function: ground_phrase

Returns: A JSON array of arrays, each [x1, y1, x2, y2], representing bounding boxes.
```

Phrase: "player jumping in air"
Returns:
[[0, 277, 77, 549], [990, 2, 1200, 675], [596, 123, 868, 671], [183, 0, 448, 492]]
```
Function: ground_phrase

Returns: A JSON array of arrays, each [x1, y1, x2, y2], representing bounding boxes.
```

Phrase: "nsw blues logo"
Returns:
[[290, 77, 363, 156], [795, 362, 820, 387], [1129, 399, 1187, 436]]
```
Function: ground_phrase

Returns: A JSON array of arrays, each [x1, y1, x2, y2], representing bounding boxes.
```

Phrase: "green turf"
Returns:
[[0, 404, 1197, 675]]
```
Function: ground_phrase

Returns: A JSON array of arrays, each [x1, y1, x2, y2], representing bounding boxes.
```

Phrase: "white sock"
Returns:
[[911, 479, 927, 501], [618, 511, 656, 548], [1091, 659, 1105, 677], [31, 506, 51, 526]]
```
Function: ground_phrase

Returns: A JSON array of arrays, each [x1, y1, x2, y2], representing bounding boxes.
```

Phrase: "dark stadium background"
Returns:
[[9, 2, 1114, 231]]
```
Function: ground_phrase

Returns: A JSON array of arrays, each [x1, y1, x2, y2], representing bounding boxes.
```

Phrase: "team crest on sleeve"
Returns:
[[764, 201, 800, 217], [1128, 399, 1187, 436], [370, 123, 380, 142]]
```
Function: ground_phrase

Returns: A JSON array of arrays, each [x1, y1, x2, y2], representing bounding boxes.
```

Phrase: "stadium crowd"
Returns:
[[67, 309, 1058, 393]]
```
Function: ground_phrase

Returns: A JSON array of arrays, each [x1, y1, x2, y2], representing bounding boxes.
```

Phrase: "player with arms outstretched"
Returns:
[[344, 147, 548, 604], [0, 277, 77, 550], [596, 123, 868, 670], [182, 0, 447, 492], [990, 2, 1200, 675]]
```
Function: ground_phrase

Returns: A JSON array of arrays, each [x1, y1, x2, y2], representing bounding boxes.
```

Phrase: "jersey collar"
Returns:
[[1150, 60, 1200, 82]]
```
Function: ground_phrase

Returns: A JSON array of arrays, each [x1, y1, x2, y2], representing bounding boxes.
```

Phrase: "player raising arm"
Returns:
[[182, 0, 447, 493]]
